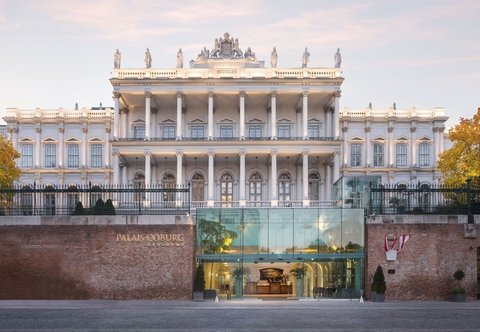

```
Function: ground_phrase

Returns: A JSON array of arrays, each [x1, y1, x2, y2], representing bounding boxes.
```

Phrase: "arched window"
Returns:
[[134, 173, 145, 203], [67, 184, 79, 214], [20, 184, 33, 215], [220, 172, 234, 207], [308, 172, 320, 200], [419, 182, 431, 211], [42, 185, 56, 215], [191, 172, 205, 202], [162, 173, 176, 203], [249, 171, 263, 202], [278, 172, 292, 202]]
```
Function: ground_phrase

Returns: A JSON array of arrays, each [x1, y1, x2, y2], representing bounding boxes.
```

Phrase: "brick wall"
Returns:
[[0, 224, 195, 300], [367, 216, 479, 301]]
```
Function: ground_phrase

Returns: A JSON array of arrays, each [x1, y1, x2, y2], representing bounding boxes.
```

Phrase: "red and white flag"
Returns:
[[384, 235, 397, 252], [397, 234, 411, 252]]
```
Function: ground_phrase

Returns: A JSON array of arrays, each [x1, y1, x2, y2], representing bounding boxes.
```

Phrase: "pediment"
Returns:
[[161, 118, 176, 124], [349, 136, 365, 142], [132, 119, 145, 125], [65, 137, 81, 143], [88, 137, 105, 143], [308, 117, 322, 124], [277, 117, 293, 124], [188, 118, 206, 124], [217, 117, 236, 124], [418, 136, 433, 142], [41, 137, 58, 144], [247, 117, 265, 124], [372, 135, 387, 142], [19, 137, 35, 143]]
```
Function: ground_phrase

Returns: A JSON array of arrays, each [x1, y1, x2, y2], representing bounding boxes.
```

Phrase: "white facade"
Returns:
[[3, 33, 449, 207]]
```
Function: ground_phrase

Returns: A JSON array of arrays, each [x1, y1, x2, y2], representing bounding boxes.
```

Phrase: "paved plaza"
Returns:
[[0, 299, 479, 332]]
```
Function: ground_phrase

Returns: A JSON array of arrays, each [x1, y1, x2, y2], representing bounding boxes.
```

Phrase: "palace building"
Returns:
[[2, 32, 454, 300]]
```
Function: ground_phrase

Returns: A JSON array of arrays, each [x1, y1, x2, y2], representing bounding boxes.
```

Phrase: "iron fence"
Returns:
[[369, 180, 480, 216], [0, 184, 190, 216]]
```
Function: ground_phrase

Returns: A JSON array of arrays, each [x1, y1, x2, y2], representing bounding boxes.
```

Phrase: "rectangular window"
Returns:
[[249, 125, 262, 138], [68, 144, 79, 167], [396, 143, 407, 166], [134, 126, 145, 139], [373, 144, 384, 166], [191, 126, 204, 138], [220, 126, 233, 138], [351, 144, 361, 166], [278, 125, 291, 138], [91, 144, 102, 168], [163, 126, 175, 139], [22, 144, 33, 168], [419, 143, 429, 166], [45, 144, 56, 168], [308, 125, 319, 138]]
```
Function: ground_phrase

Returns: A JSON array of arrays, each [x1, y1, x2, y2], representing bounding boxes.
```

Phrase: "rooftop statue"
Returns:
[[176, 48, 184, 68], [244, 47, 257, 62], [334, 48, 341, 68], [114, 49, 121, 69], [145, 48, 152, 68], [271, 47, 278, 68], [233, 38, 243, 57], [302, 47, 310, 68]]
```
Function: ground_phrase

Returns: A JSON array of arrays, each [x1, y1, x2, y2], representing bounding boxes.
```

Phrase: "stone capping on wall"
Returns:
[[367, 214, 479, 225], [0, 215, 193, 226]]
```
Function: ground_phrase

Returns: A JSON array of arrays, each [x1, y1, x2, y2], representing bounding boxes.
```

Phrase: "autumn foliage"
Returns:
[[0, 136, 20, 188], [437, 108, 480, 188]]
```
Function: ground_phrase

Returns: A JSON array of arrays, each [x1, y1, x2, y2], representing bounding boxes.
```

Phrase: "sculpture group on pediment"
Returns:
[[244, 47, 257, 62]]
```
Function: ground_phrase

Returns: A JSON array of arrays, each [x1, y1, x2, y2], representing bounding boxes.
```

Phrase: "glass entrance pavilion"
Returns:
[[196, 208, 365, 299]]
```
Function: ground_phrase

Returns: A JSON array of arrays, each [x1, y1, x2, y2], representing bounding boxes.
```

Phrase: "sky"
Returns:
[[0, 0, 479, 127]]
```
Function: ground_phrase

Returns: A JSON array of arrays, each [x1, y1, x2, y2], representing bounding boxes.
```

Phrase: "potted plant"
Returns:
[[290, 264, 308, 298], [371, 265, 386, 302], [193, 263, 205, 301], [450, 269, 466, 302]]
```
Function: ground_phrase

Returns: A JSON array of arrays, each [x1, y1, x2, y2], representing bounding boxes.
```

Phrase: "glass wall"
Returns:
[[196, 208, 365, 299]]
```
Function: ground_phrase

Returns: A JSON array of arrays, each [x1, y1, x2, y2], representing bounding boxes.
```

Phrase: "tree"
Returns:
[[437, 108, 480, 188], [0, 136, 20, 188]]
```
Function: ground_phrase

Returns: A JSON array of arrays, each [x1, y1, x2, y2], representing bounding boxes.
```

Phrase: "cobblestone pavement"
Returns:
[[1, 299, 479, 332]]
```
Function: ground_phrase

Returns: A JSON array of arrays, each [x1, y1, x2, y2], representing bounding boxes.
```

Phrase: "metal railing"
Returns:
[[0, 184, 190, 216], [368, 180, 480, 216], [113, 136, 336, 142]]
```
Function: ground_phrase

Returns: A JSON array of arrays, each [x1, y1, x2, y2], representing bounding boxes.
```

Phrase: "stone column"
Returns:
[[207, 150, 215, 206], [333, 151, 341, 184], [325, 106, 332, 137], [208, 91, 214, 139], [145, 151, 151, 187], [333, 91, 341, 138], [176, 91, 183, 140], [113, 92, 120, 138], [176, 150, 183, 186], [58, 126, 64, 168], [105, 127, 111, 167], [302, 91, 309, 139], [239, 91, 246, 139], [296, 108, 302, 137], [270, 90, 277, 139], [145, 91, 151, 139], [410, 126, 417, 166], [120, 108, 129, 138], [325, 161, 332, 201], [302, 151, 309, 205], [239, 149, 246, 206], [342, 127, 348, 166], [121, 162, 127, 186], [35, 126, 41, 168], [388, 125, 394, 167], [270, 150, 278, 206], [151, 107, 158, 138], [113, 152, 120, 186], [82, 126, 88, 167], [365, 126, 371, 167]]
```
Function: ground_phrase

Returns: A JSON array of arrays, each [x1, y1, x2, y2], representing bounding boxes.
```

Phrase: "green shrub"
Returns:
[[451, 287, 466, 294], [371, 265, 386, 293], [193, 263, 205, 292]]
